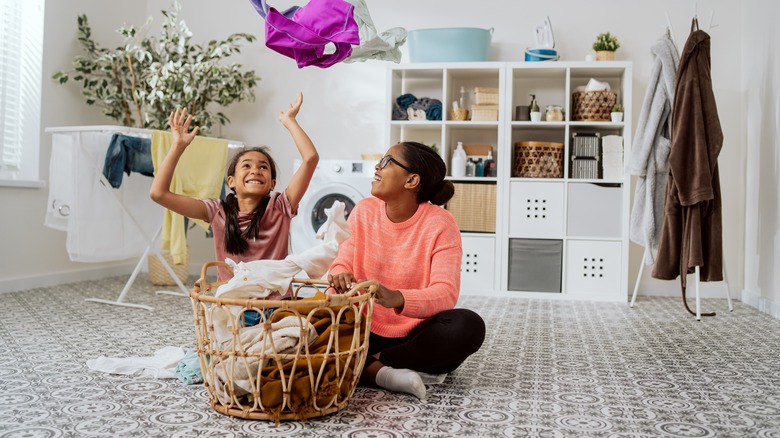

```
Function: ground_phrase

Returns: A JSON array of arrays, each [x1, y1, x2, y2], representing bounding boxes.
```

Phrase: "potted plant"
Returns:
[[592, 32, 620, 61], [52, 0, 259, 134], [611, 103, 624, 122]]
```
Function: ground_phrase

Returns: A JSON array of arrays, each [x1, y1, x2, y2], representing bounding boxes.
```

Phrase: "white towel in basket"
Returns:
[[211, 200, 350, 344]]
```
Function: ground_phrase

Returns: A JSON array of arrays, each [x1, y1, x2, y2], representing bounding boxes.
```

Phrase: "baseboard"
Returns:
[[741, 288, 780, 319], [0, 264, 135, 294]]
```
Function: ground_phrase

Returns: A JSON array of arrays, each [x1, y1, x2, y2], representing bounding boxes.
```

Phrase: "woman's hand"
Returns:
[[169, 107, 199, 150], [328, 272, 356, 294], [375, 284, 405, 310]]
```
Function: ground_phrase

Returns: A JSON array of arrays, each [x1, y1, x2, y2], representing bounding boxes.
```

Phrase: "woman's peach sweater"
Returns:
[[330, 197, 462, 338]]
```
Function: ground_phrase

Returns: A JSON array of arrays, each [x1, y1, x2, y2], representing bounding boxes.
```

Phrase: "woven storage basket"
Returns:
[[446, 183, 496, 232], [470, 104, 498, 121], [513, 141, 564, 178], [474, 87, 499, 105], [190, 261, 377, 424], [571, 90, 617, 121], [148, 250, 188, 285]]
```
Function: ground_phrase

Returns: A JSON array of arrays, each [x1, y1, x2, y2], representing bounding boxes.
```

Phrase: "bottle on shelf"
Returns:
[[529, 94, 541, 122], [484, 149, 496, 177], [465, 159, 476, 177], [451, 142, 467, 177], [475, 158, 485, 177]]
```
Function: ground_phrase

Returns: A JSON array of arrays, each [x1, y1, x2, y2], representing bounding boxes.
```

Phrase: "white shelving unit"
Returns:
[[386, 61, 632, 302]]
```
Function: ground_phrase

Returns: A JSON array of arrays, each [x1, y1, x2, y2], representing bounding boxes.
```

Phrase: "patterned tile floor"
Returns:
[[1, 276, 779, 437]]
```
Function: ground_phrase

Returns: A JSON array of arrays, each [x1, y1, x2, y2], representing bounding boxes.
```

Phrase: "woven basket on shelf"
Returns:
[[571, 90, 617, 121], [446, 183, 496, 232], [148, 250, 188, 285], [513, 141, 564, 178], [190, 261, 377, 424]]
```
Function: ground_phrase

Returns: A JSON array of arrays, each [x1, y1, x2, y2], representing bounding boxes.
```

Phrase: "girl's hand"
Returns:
[[279, 91, 303, 128], [328, 272, 356, 294], [169, 107, 199, 150], [375, 284, 405, 310]]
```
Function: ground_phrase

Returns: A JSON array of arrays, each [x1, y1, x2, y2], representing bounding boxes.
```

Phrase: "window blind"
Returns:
[[0, 0, 44, 180]]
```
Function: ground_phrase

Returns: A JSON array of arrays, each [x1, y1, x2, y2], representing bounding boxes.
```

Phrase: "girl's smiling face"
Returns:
[[371, 144, 415, 200], [228, 151, 275, 198]]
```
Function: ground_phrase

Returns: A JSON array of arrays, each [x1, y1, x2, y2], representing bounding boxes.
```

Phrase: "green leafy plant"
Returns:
[[592, 32, 620, 52], [612, 103, 624, 113], [52, 0, 259, 134]]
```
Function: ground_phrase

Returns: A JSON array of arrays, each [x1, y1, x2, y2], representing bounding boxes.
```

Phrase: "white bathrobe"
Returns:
[[627, 37, 680, 265]]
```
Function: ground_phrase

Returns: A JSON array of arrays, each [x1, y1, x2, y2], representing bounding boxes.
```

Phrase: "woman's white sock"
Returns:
[[375, 366, 426, 400]]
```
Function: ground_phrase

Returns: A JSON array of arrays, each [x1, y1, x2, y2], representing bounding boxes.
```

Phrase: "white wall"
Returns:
[[742, 0, 780, 317], [0, 0, 756, 306]]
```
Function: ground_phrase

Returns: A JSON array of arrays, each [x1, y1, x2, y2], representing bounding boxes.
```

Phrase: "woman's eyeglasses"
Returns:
[[378, 155, 414, 173]]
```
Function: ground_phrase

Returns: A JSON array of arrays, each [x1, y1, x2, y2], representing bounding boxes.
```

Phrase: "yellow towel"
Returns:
[[151, 131, 228, 264]]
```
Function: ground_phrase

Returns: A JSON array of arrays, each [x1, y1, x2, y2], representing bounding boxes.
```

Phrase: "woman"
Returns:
[[328, 141, 485, 400]]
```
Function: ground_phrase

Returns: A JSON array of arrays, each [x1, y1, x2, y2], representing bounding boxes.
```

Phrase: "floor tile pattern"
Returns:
[[1, 276, 779, 437]]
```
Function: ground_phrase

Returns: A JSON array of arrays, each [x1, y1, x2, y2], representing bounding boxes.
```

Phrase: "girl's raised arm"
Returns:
[[149, 108, 210, 222], [279, 91, 319, 212]]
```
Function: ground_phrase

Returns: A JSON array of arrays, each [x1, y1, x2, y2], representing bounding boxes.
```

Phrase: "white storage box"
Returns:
[[509, 182, 564, 238], [461, 235, 495, 291], [565, 240, 622, 299], [567, 183, 623, 238]]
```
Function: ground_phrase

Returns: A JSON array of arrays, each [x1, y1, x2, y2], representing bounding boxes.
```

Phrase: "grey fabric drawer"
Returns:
[[508, 239, 562, 292]]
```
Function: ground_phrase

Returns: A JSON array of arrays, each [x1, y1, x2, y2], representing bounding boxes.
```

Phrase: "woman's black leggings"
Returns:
[[365, 308, 485, 375]]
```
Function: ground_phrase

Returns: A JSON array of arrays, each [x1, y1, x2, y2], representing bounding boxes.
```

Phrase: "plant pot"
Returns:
[[596, 50, 615, 61], [610, 112, 623, 123], [530, 111, 542, 122]]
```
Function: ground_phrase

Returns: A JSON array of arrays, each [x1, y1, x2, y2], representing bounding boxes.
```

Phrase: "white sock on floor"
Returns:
[[375, 366, 426, 400]]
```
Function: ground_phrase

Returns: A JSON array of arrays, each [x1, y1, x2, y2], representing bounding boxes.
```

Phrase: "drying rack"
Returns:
[[46, 125, 244, 311]]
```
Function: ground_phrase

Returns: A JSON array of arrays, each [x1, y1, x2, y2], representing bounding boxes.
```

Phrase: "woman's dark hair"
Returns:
[[398, 141, 455, 205], [221, 146, 278, 255]]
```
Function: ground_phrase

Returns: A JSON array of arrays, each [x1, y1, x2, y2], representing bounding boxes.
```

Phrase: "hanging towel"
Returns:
[[249, 0, 360, 69], [626, 36, 680, 265], [151, 131, 228, 264], [342, 0, 406, 64]]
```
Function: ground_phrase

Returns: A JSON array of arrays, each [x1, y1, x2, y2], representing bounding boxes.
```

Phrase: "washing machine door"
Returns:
[[291, 183, 363, 254]]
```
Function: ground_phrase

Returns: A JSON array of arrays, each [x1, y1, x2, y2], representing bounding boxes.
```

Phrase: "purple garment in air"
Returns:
[[249, 0, 360, 68]]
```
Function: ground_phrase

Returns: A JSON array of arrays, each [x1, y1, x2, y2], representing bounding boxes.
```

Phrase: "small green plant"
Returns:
[[592, 32, 620, 52], [612, 103, 624, 113], [52, 0, 259, 134]]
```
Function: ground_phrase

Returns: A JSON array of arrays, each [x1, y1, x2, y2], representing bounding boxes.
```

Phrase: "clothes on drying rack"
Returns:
[[151, 130, 228, 265], [103, 133, 155, 189], [45, 131, 163, 262]]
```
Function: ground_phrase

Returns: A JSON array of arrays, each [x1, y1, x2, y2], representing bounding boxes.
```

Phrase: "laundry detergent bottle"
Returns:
[[451, 142, 467, 177]]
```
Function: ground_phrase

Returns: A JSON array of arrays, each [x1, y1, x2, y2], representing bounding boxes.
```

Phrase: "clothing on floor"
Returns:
[[627, 36, 680, 265], [203, 191, 295, 282], [151, 131, 228, 265], [86, 346, 185, 379], [102, 133, 154, 189], [652, 22, 724, 286], [174, 349, 203, 385], [249, 0, 360, 68]]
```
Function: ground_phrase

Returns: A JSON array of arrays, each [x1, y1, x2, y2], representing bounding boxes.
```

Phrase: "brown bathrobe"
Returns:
[[652, 24, 723, 295]]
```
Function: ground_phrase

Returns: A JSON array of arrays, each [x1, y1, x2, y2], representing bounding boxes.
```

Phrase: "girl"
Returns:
[[328, 141, 485, 400], [150, 92, 319, 281]]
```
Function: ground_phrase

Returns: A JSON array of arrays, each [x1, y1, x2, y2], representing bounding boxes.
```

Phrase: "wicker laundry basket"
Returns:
[[571, 90, 617, 121], [148, 250, 188, 286], [190, 261, 377, 424], [513, 141, 564, 178]]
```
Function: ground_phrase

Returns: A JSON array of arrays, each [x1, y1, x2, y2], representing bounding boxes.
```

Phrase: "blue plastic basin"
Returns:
[[525, 48, 559, 62], [408, 28, 492, 62]]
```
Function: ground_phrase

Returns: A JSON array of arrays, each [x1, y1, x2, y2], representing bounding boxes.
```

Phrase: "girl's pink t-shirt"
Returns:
[[203, 191, 295, 281]]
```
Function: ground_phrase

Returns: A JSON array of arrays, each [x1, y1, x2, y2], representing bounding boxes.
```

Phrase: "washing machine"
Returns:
[[290, 159, 375, 254]]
